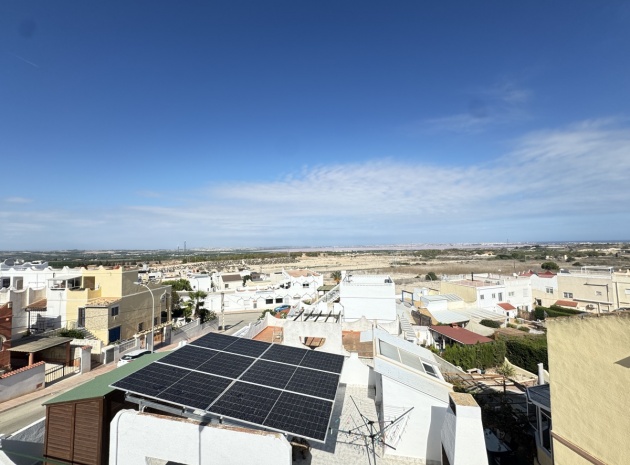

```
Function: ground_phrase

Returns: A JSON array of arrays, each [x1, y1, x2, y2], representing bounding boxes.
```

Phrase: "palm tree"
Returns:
[[188, 290, 208, 320], [330, 270, 342, 284]]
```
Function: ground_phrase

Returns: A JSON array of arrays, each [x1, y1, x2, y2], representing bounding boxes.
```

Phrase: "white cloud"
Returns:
[[3, 197, 32, 204], [1, 120, 629, 248]]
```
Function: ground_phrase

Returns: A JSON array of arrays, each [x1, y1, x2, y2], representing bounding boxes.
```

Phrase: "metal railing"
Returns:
[[45, 358, 80, 384]]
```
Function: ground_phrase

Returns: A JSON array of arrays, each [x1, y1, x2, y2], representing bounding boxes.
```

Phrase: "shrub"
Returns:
[[441, 341, 506, 371], [499, 335, 548, 374], [572, 262, 583, 267], [541, 261, 559, 271], [425, 272, 439, 281], [59, 329, 85, 339], [480, 319, 501, 328], [517, 326, 530, 332]]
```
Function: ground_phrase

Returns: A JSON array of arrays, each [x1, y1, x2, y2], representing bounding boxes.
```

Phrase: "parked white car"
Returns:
[[117, 349, 151, 367]]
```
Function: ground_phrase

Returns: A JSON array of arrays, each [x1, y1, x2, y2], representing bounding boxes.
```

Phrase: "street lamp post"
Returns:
[[136, 282, 156, 353]]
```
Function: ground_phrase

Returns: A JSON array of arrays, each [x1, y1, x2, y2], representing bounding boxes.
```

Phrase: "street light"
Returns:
[[136, 282, 156, 353]]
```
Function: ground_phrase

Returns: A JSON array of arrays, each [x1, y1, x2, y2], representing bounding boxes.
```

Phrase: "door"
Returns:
[[78, 308, 85, 327], [108, 326, 121, 343]]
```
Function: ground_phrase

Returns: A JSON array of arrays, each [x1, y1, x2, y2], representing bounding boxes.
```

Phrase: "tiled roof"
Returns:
[[287, 269, 320, 278], [498, 302, 516, 311], [87, 297, 121, 307], [429, 325, 493, 345], [555, 299, 578, 308], [537, 271, 556, 278], [23, 298, 47, 311], [221, 274, 242, 282]]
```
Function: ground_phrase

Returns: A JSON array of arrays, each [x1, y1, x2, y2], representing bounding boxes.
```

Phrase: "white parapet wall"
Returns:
[[110, 410, 292, 465], [441, 392, 488, 465], [0, 362, 45, 403]]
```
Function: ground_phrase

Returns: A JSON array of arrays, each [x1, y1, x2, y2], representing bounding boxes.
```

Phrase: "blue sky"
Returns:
[[2, 1, 630, 250]]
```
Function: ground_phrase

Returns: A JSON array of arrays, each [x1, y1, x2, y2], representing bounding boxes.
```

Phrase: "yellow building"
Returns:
[[546, 311, 630, 465], [66, 267, 171, 344]]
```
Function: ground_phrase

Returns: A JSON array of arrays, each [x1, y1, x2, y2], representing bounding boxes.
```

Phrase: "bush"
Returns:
[[541, 261, 559, 271], [535, 305, 582, 320], [425, 272, 439, 281], [517, 326, 530, 332], [441, 341, 506, 371], [59, 329, 85, 339], [499, 335, 548, 374], [572, 262, 583, 267], [480, 319, 501, 328]]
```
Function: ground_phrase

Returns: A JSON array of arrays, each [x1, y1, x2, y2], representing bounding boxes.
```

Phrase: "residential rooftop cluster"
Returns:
[[0, 256, 629, 464]]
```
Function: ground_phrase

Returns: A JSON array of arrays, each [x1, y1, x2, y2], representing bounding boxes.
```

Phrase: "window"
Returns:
[[225, 284, 229, 289], [480, 295, 485, 300], [138, 322, 144, 332], [111, 306, 119, 317], [265, 298, 273, 304], [275, 298, 283, 303], [563, 292, 573, 298], [508, 291, 515, 297], [540, 411, 552, 454], [302, 283, 310, 288], [1, 278, 9, 289], [596, 291, 602, 296], [498, 292, 503, 300], [545, 287, 554, 294], [492, 293, 496, 299]]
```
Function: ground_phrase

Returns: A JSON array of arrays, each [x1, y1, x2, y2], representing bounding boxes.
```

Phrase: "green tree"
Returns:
[[162, 279, 192, 291], [330, 270, 342, 283], [188, 290, 208, 320], [425, 271, 439, 281], [541, 261, 559, 271], [242, 275, 252, 287]]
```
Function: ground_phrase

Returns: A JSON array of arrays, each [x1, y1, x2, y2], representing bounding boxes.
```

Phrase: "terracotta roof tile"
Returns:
[[555, 299, 578, 308], [429, 325, 493, 345], [498, 302, 516, 311]]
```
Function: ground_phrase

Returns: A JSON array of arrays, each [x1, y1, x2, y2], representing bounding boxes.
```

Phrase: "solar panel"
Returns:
[[263, 391, 334, 442], [159, 372, 233, 410], [159, 345, 221, 371], [285, 367, 340, 401], [111, 333, 345, 443], [195, 351, 256, 379], [300, 349, 345, 374], [210, 382, 281, 425], [240, 359, 297, 390], [112, 363, 188, 397], [221, 337, 271, 358], [261, 343, 308, 365], [191, 332, 238, 350]]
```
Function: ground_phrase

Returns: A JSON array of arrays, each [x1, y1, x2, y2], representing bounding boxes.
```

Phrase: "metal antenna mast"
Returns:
[[337, 396, 413, 465]]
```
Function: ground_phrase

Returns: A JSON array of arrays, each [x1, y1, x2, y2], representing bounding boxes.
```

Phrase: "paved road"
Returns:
[[0, 312, 262, 436], [0, 397, 47, 436]]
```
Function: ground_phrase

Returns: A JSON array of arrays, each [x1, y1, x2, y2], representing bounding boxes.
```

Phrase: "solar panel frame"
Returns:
[[111, 333, 345, 443]]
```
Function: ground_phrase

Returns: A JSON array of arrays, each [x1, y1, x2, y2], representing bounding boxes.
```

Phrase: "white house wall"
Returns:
[[340, 276, 396, 322], [381, 376, 446, 464], [110, 410, 292, 465]]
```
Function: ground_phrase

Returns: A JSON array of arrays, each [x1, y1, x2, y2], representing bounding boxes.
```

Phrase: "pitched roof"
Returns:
[[497, 302, 516, 311], [44, 351, 169, 405], [555, 299, 578, 308], [537, 271, 556, 278], [23, 298, 47, 311], [429, 325, 493, 345], [221, 273, 242, 282], [287, 269, 320, 278]]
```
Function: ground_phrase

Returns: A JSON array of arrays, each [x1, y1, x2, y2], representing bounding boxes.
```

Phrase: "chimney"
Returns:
[[537, 363, 545, 385]]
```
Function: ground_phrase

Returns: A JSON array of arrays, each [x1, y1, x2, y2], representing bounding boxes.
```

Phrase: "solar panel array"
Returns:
[[110, 333, 345, 442]]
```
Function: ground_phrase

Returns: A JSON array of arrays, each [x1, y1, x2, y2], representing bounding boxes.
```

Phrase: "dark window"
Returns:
[[111, 306, 119, 317], [265, 299, 273, 304], [275, 298, 283, 303], [1, 278, 9, 288]]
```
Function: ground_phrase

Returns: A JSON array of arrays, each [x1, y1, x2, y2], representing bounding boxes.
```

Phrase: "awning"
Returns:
[[23, 298, 47, 311], [9, 336, 74, 353]]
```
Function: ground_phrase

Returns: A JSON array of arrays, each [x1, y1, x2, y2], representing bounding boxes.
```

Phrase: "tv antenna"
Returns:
[[336, 396, 413, 465]]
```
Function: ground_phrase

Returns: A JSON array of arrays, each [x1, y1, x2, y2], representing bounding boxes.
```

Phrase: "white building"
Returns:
[[339, 272, 396, 322]]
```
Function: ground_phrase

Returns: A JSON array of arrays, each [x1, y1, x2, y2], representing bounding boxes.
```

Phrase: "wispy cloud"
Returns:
[[418, 80, 532, 134], [4, 197, 32, 204], [1, 119, 629, 248]]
